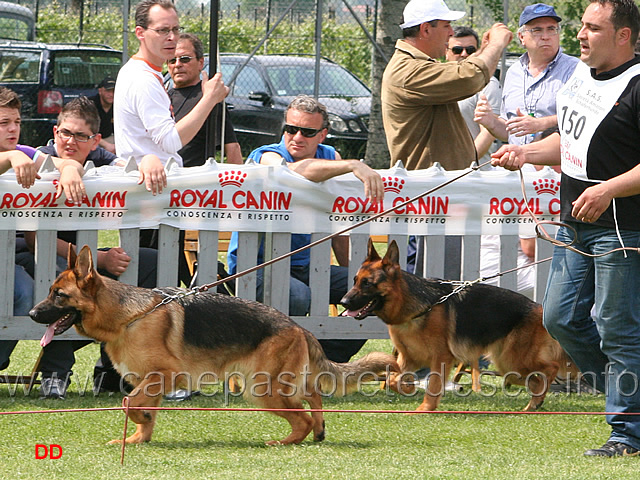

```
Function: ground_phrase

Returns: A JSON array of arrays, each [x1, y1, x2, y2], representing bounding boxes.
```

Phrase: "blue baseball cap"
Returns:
[[519, 3, 561, 27]]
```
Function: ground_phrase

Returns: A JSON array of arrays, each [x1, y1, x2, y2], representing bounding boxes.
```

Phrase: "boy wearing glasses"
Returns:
[[227, 95, 383, 363], [475, 3, 578, 146], [34, 97, 157, 288], [29, 96, 158, 395], [114, 0, 229, 195]]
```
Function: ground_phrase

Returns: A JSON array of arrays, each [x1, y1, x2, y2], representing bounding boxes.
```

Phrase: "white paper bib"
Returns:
[[556, 61, 640, 181]]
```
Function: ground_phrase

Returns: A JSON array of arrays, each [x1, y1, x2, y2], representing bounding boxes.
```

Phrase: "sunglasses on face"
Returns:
[[168, 55, 194, 65], [283, 124, 324, 138], [449, 45, 477, 55], [56, 128, 96, 143]]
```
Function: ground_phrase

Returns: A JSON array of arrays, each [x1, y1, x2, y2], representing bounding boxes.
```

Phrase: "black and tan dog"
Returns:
[[341, 239, 576, 412], [30, 245, 398, 445]]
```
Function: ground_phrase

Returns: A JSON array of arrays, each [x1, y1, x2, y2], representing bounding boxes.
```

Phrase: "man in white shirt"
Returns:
[[114, 0, 229, 194]]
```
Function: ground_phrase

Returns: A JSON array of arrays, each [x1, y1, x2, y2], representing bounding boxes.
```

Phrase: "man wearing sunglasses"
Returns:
[[382, 0, 512, 171], [167, 33, 242, 166], [474, 3, 578, 146], [114, 0, 229, 195], [227, 95, 383, 363], [445, 26, 502, 165]]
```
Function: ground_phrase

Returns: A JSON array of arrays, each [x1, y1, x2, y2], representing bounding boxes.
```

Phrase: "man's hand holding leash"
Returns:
[[491, 132, 561, 171]]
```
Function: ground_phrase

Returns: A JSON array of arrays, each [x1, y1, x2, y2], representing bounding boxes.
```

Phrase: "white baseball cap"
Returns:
[[400, 0, 466, 29]]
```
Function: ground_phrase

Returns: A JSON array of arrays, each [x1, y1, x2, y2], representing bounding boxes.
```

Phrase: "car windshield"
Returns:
[[265, 64, 370, 97], [52, 51, 121, 87]]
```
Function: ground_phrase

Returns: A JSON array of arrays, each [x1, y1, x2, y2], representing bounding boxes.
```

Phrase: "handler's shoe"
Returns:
[[39, 377, 67, 400], [584, 441, 640, 457]]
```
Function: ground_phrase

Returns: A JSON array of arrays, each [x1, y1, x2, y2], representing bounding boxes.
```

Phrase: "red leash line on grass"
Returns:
[[4, 403, 638, 465], [0, 407, 124, 415], [1, 405, 639, 416], [120, 397, 130, 466]]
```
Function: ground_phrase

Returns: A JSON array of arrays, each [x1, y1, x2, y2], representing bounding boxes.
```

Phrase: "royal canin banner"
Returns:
[[0, 161, 560, 235]]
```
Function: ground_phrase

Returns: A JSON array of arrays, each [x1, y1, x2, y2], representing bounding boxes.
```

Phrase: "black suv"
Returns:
[[0, 41, 122, 146], [219, 54, 371, 158]]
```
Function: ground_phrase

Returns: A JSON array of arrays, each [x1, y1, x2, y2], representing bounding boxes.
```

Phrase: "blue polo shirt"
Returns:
[[501, 48, 578, 145], [227, 137, 336, 273]]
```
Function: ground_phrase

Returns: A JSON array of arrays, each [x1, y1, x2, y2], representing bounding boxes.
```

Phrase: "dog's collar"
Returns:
[[412, 304, 433, 319]]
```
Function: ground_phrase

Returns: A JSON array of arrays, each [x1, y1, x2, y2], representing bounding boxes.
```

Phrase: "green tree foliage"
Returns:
[[480, 0, 505, 23], [37, 6, 374, 86], [557, 0, 590, 56]]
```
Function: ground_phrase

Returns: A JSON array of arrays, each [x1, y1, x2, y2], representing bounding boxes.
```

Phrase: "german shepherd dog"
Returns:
[[341, 239, 576, 412], [30, 246, 399, 445]]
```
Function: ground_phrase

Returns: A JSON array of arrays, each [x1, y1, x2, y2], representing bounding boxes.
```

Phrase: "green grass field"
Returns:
[[1, 233, 636, 477], [1, 339, 638, 479]]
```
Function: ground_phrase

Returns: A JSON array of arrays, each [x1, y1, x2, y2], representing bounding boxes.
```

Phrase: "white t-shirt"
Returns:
[[480, 234, 535, 297], [479, 163, 537, 298], [114, 57, 183, 166]]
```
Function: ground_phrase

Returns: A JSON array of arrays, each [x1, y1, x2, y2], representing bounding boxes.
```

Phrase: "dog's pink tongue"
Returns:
[[341, 310, 359, 317], [40, 323, 57, 347]]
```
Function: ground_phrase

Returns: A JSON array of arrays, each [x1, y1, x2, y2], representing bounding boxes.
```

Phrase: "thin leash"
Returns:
[[408, 255, 553, 319], [516, 168, 640, 259], [147, 160, 497, 310], [409, 165, 640, 317]]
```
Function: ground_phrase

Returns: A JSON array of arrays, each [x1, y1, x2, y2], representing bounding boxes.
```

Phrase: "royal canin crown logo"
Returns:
[[218, 170, 247, 187], [382, 176, 405, 194], [532, 178, 560, 196]]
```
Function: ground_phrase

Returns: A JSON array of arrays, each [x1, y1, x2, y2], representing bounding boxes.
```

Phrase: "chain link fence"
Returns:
[[1, 0, 582, 162]]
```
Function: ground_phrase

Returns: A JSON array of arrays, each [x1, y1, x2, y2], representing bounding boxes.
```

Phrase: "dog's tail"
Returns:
[[304, 332, 399, 396]]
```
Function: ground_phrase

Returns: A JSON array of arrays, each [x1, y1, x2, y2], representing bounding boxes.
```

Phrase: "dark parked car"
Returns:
[[0, 41, 122, 146], [166, 54, 371, 158]]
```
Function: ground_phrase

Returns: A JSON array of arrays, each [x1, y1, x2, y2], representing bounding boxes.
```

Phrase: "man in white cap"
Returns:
[[382, 0, 512, 171]]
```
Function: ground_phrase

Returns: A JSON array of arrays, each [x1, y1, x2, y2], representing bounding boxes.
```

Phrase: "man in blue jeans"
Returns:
[[228, 95, 384, 362], [0, 266, 34, 371], [492, 0, 640, 457]]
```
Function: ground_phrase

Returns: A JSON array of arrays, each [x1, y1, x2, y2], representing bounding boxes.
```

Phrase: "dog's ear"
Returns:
[[367, 237, 381, 261], [74, 245, 96, 280], [382, 240, 400, 267], [67, 243, 77, 269]]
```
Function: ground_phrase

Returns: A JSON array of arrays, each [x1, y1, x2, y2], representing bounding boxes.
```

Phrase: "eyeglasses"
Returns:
[[449, 45, 477, 55], [168, 55, 194, 65], [283, 124, 324, 138], [146, 26, 183, 37], [56, 128, 96, 143], [522, 26, 560, 38]]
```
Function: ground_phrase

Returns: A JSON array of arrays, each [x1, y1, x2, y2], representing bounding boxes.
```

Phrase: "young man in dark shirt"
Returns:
[[89, 75, 116, 154]]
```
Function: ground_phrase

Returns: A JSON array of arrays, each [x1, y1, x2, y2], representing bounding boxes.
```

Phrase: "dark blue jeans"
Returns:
[[543, 223, 640, 449]]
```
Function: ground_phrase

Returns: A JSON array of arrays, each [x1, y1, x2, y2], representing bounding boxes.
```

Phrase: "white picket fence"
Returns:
[[0, 226, 555, 342]]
